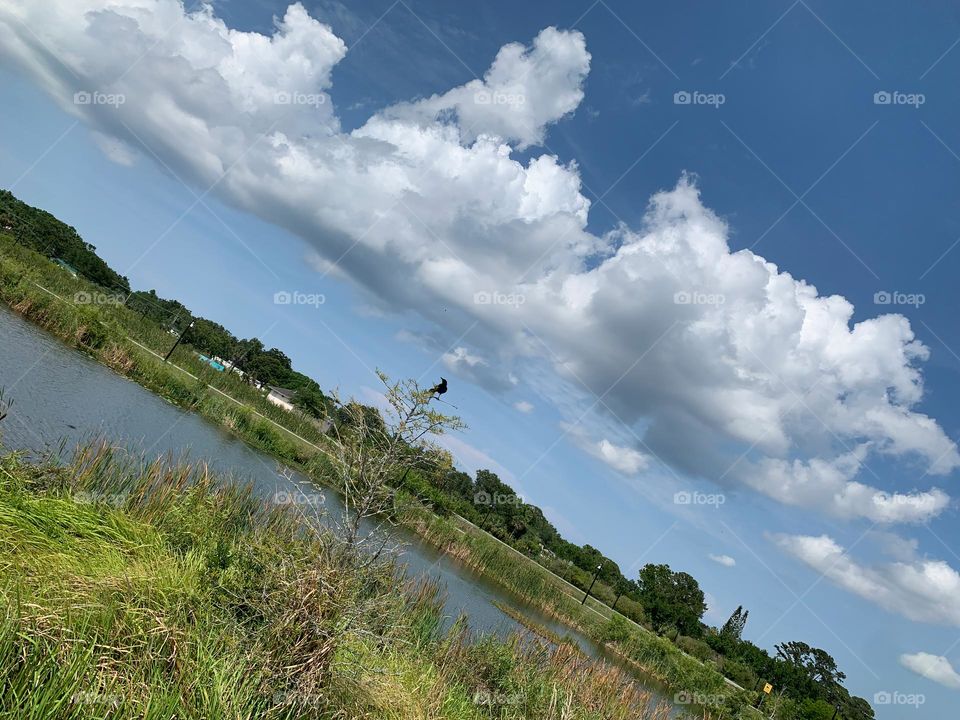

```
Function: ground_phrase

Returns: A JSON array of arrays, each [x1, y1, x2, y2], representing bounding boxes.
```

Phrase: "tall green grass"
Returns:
[[0, 443, 678, 719], [405, 501, 753, 717]]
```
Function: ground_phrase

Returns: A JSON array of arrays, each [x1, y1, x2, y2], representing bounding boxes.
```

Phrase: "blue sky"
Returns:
[[2, 1, 960, 715]]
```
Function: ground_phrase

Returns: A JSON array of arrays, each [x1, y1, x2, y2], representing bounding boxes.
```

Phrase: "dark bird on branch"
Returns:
[[427, 377, 447, 398]]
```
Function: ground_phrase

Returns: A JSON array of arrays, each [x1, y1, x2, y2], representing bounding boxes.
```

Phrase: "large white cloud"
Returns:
[[1, 0, 956, 524], [775, 534, 960, 626], [900, 652, 960, 689]]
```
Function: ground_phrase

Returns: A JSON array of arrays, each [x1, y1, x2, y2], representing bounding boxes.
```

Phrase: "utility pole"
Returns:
[[582, 564, 602, 605], [164, 320, 194, 362], [481, 500, 494, 530], [613, 583, 625, 610]]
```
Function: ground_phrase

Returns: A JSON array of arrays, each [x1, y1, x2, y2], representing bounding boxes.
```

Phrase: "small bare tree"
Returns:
[[327, 371, 464, 557], [249, 375, 464, 699]]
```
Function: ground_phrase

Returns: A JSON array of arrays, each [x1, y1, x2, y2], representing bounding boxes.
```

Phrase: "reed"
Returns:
[[406, 503, 750, 717], [0, 443, 686, 719]]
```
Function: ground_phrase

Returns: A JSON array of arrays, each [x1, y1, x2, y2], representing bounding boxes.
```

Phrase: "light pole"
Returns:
[[164, 320, 194, 362], [613, 583, 625, 610], [582, 564, 602, 605]]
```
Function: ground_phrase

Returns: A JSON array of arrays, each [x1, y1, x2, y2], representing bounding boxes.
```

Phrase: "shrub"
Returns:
[[677, 635, 717, 662], [598, 615, 632, 644], [720, 657, 758, 689]]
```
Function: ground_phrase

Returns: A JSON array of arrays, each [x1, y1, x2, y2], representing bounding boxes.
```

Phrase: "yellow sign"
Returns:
[[763, 683, 773, 694]]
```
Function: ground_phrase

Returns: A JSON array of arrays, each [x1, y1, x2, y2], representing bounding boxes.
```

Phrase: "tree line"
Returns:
[[0, 190, 130, 292]]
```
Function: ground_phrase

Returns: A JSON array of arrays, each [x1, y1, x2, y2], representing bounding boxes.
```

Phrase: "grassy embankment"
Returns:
[[0, 442, 671, 719], [0, 234, 759, 716], [0, 232, 328, 467], [407, 503, 759, 718]]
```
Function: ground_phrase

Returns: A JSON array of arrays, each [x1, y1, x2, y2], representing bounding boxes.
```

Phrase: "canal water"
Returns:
[[0, 304, 682, 714]]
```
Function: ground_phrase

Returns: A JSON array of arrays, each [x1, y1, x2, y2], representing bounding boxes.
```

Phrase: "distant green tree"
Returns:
[[792, 698, 839, 720], [231, 338, 265, 370], [636, 563, 707, 636], [126, 290, 189, 330], [336, 402, 386, 440], [720, 605, 749, 641], [245, 348, 293, 386], [775, 641, 846, 688], [441, 469, 475, 501], [844, 695, 875, 719], [293, 386, 329, 419], [1, 189, 130, 291], [189, 318, 237, 359]]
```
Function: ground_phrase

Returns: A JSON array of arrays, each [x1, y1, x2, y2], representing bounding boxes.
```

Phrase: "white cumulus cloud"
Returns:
[[900, 652, 960, 689], [2, 0, 956, 524], [775, 534, 960, 626]]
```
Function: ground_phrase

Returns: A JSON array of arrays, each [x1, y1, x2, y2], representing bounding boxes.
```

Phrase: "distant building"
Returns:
[[197, 354, 226, 372], [53, 258, 79, 277], [214, 357, 245, 377], [266, 386, 296, 412]]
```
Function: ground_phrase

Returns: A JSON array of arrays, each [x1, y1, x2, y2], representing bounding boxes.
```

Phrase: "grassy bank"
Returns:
[[408, 504, 758, 718], [0, 232, 329, 462], [0, 442, 676, 719]]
